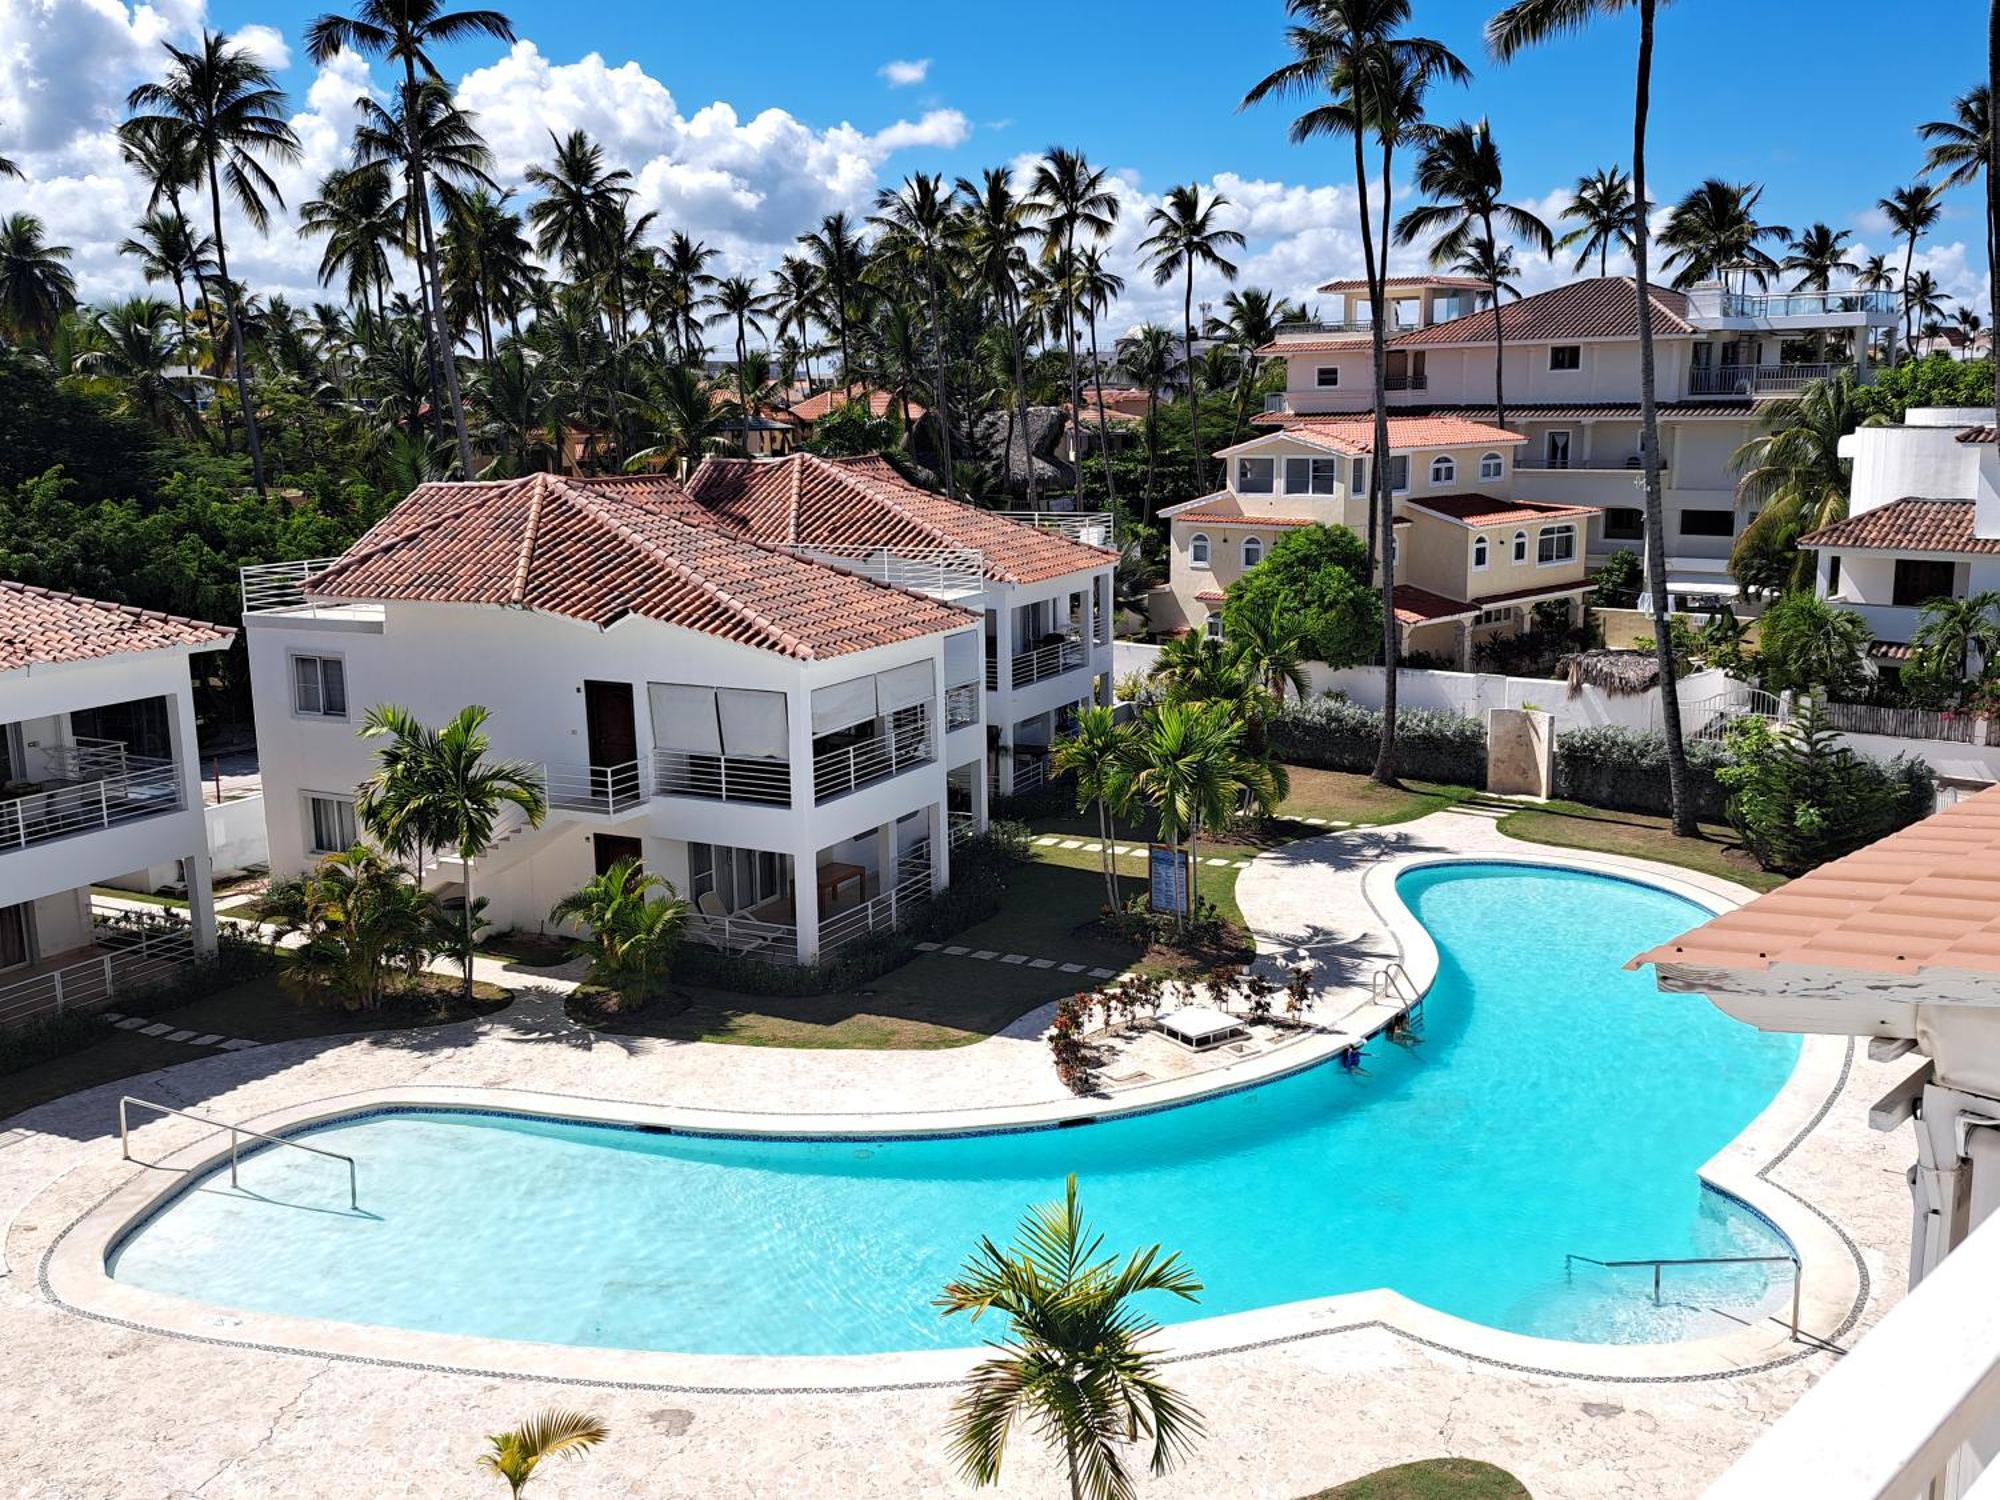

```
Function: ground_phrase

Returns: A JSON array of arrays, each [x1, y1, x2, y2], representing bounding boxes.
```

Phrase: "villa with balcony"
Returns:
[[0, 581, 232, 1031], [1256, 274, 1901, 611]]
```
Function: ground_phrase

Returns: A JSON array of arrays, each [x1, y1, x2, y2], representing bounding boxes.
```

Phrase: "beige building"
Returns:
[[1148, 417, 1592, 666]]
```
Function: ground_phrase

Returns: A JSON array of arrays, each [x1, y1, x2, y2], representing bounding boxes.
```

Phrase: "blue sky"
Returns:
[[6, 0, 1992, 323]]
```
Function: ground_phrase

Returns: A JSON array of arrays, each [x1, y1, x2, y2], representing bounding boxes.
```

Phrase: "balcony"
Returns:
[[1825, 598, 1921, 643], [681, 839, 937, 964], [1688, 362, 1854, 398], [537, 760, 646, 816], [0, 916, 197, 1032], [239, 558, 349, 615], [1686, 287, 1900, 323], [1005, 511, 1115, 548], [989, 635, 1088, 691], [0, 743, 183, 854], [944, 681, 980, 731], [813, 704, 934, 803], [651, 750, 791, 806], [786, 543, 986, 603], [1383, 372, 1427, 392]]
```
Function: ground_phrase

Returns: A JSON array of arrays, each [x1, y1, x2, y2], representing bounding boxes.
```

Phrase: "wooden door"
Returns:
[[583, 681, 637, 767], [593, 834, 643, 877]]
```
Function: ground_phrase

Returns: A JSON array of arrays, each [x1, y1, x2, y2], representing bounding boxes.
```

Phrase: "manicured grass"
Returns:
[[1276, 768, 1474, 830], [91, 885, 188, 909], [1300, 1458, 1530, 1499], [1492, 798, 1787, 893]]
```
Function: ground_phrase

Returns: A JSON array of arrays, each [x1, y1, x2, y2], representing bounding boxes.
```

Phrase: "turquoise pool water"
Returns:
[[108, 863, 1802, 1356]]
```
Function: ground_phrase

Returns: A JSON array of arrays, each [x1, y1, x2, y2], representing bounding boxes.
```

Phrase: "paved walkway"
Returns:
[[1, 813, 1916, 1499]]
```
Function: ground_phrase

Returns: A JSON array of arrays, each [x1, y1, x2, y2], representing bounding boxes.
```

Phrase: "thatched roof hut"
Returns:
[[1558, 649, 1662, 697]]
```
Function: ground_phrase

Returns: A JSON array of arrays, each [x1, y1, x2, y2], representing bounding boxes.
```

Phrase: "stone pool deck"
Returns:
[[0, 810, 1916, 1498]]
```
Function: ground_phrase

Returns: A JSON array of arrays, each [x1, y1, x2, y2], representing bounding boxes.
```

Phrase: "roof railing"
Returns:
[[240, 559, 343, 615]]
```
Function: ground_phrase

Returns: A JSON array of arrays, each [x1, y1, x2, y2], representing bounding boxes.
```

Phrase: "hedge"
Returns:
[[1553, 726, 1738, 820], [1269, 696, 1488, 787]]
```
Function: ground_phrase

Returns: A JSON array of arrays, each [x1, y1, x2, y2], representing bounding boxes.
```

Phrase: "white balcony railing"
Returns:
[[813, 705, 934, 804], [240, 558, 343, 614], [1697, 287, 1900, 321], [819, 840, 933, 955], [948, 810, 977, 847], [0, 920, 198, 1032], [0, 756, 183, 853], [788, 543, 987, 602], [1688, 362, 1851, 397], [538, 760, 645, 816], [945, 682, 981, 731], [1000, 635, 1089, 690], [1006, 511, 1115, 548], [651, 750, 792, 806], [684, 910, 800, 962]]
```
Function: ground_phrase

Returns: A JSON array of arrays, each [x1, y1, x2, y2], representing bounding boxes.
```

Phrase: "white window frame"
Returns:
[[1472, 535, 1490, 571], [1537, 523, 1578, 566], [1189, 532, 1211, 569], [1283, 456, 1342, 495], [1429, 455, 1456, 486], [1549, 345, 1582, 371], [290, 652, 348, 720], [1350, 457, 1368, 497], [1237, 457, 1276, 494], [1476, 606, 1514, 627], [1512, 530, 1529, 564], [1544, 430, 1572, 469], [1315, 365, 1341, 388], [305, 792, 359, 855], [1478, 451, 1504, 481], [1387, 455, 1410, 494], [1242, 535, 1265, 567], [1204, 613, 1223, 640]]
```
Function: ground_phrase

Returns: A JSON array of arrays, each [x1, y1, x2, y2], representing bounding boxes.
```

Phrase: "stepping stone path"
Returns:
[[100, 1012, 260, 1053], [1033, 832, 1258, 870]]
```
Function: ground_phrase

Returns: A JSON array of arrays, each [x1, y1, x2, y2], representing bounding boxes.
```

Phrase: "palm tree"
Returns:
[[356, 704, 546, 1001], [1074, 247, 1128, 510], [1121, 324, 1176, 519], [1557, 164, 1638, 275], [1729, 372, 1868, 595], [1921, 83, 1992, 390], [263, 846, 444, 1010], [1658, 178, 1788, 289], [769, 252, 821, 386], [1139, 185, 1244, 493], [1051, 706, 1134, 912], [871, 173, 960, 493], [1957, 305, 1987, 358], [1907, 269, 1952, 338], [301, 165, 402, 320], [658, 230, 719, 363], [1909, 592, 2000, 688], [1394, 118, 1551, 430], [937, 1176, 1205, 1500], [1879, 182, 1945, 358], [1489, 0, 1699, 838], [476, 1410, 608, 1498], [0, 156, 19, 180], [442, 187, 538, 358], [1124, 700, 1281, 925], [625, 362, 738, 474], [955, 168, 1039, 507], [1207, 286, 1296, 437], [117, 211, 214, 378], [76, 298, 201, 435], [708, 274, 774, 453], [800, 210, 866, 384], [548, 858, 688, 1012], [0, 213, 77, 347], [1029, 148, 1120, 471], [126, 33, 299, 492], [1757, 592, 1874, 699], [525, 129, 631, 282]]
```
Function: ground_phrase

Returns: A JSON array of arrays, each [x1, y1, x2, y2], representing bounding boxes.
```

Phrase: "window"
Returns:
[[1350, 457, 1368, 496], [1512, 530, 1529, 564], [1827, 555, 1842, 595], [292, 654, 347, 718], [1189, 532, 1211, 568], [1315, 365, 1341, 388], [1387, 455, 1410, 493], [1472, 535, 1490, 570], [1678, 509, 1735, 538], [1544, 431, 1572, 469], [1603, 507, 1644, 542], [1537, 524, 1578, 564], [1478, 451, 1503, 481], [1238, 457, 1276, 493], [0, 902, 26, 971], [1242, 535, 1265, 567], [1476, 606, 1514, 627], [1549, 345, 1581, 371], [1284, 456, 1340, 494], [1204, 613, 1223, 639], [307, 794, 358, 855], [1429, 455, 1456, 486], [1893, 558, 1958, 607]]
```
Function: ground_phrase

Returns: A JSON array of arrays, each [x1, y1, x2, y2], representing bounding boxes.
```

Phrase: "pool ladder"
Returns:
[[1564, 1251, 1801, 1341], [1370, 963, 1424, 1031], [119, 1095, 359, 1211]]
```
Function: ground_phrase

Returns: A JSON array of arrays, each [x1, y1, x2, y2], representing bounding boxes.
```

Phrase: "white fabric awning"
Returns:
[[876, 659, 936, 715], [649, 683, 721, 755], [943, 630, 980, 689], [811, 675, 879, 735], [716, 688, 788, 760]]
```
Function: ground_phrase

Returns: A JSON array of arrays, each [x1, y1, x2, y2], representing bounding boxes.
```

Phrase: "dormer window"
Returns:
[[1429, 455, 1456, 486], [1238, 457, 1276, 494]]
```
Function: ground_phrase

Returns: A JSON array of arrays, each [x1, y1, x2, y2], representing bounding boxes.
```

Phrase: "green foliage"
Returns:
[[1756, 592, 1874, 698], [1221, 524, 1381, 669], [1589, 547, 1643, 609], [1554, 726, 1738, 821], [1717, 704, 1934, 874], [549, 858, 689, 1012], [1853, 353, 1995, 422], [0, 346, 165, 495], [1270, 696, 1487, 787], [802, 398, 901, 456], [261, 847, 448, 1010]]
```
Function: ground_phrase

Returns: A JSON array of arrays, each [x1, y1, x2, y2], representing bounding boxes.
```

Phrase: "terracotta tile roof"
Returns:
[[1256, 416, 1524, 454], [1389, 277, 1697, 348], [1392, 584, 1478, 625], [683, 454, 1111, 585], [0, 581, 233, 676], [785, 386, 923, 424], [1171, 496, 1322, 529], [1256, 332, 1373, 355], [1957, 426, 1998, 444], [306, 473, 972, 661], [1407, 494, 1598, 528], [1868, 640, 1913, 662], [1317, 274, 1488, 294], [1630, 785, 2000, 978], [1466, 578, 1590, 608], [1064, 401, 1144, 427], [1194, 589, 1226, 604], [1798, 499, 2000, 556]]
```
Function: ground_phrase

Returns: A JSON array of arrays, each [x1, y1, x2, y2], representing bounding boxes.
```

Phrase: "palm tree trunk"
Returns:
[[1990, 0, 1998, 441], [1086, 309, 1121, 520], [1900, 234, 1918, 362], [402, 61, 474, 476], [1351, 131, 1380, 583], [171, 274, 195, 380], [1065, 223, 1085, 497], [1631, 0, 1695, 838], [926, 249, 956, 496], [1363, 136, 1399, 786], [1065, 1432, 1083, 1500], [204, 163, 267, 495], [1143, 386, 1160, 518], [1182, 269, 1201, 492], [459, 851, 476, 1003], [1483, 210, 1508, 430], [1097, 797, 1116, 910], [1010, 292, 1039, 508]]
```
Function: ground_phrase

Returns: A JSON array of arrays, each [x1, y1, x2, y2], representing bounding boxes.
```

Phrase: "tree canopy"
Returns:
[[1220, 523, 1380, 669]]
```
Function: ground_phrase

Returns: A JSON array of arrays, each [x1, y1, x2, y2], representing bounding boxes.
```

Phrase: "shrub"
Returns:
[[1270, 695, 1486, 786], [1553, 725, 1737, 820], [1048, 994, 1097, 1094], [1717, 707, 1936, 873]]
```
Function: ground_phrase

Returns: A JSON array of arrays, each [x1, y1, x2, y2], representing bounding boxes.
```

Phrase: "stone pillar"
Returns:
[[185, 846, 218, 956]]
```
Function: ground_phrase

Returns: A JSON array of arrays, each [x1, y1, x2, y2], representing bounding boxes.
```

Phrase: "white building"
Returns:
[[1260, 274, 1901, 609], [244, 465, 1108, 966], [0, 582, 232, 1027], [1800, 408, 2000, 676]]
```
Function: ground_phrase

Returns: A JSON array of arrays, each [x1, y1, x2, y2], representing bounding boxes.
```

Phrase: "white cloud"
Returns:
[[871, 110, 969, 152], [229, 21, 289, 70], [0, 0, 202, 157], [878, 58, 929, 88]]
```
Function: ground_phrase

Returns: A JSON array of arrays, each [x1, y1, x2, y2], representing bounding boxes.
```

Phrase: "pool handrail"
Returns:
[[118, 1095, 359, 1211], [1564, 1250, 1801, 1341]]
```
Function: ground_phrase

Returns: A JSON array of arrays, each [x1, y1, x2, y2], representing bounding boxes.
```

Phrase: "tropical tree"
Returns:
[[1139, 185, 1244, 495], [442, 187, 539, 358], [955, 169, 1038, 505], [658, 230, 720, 362], [263, 846, 444, 1010], [1879, 182, 1945, 358], [117, 210, 214, 375], [708, 274, 774, 452], [1780, 222, 1857, 293], [1907, 269, 1952, 337], [1051, 706, 1134, 912], [0, 213, 77, 347], [127, 31, 301, 492], [1029, 147, 1120, 466], [1657, 178, 1788, 289], [769, 252, 821, 385], [801, 210, 867, 384], [355, 704, 546, 1001], [300, 165, 402, 319], [1728, 371, 1870, 594], [1075, 245, 1128, 509], [870, 172, 960, 493], [1124, 700, 1281, 925], [476, 1410, 609, 1498], [1921, 83, 1992, 391], [936, 1176, 1205, 1500], [625, 362, 738, 474], [1557, 164, 1638, 275], [1909, 591, 2000, 690], [1489, 0, 1699, 837], [75, 298, 201, 436], [1206, 286, 1297, 437], [1120, 323, 1177, 516], [1755, 592, 1873, 699], [1394, 117, 1551, 430], [549, 858, 688, 1012]]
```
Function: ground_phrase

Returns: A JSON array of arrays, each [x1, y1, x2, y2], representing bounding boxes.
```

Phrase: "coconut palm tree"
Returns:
[[707, 274, 775, 453], [1909, 592, 2000, 688], [1956, 306, 1987, 358], [1124, 700, 1281, 925], [955, 168, 1039, 506], [117, 211, 214, 378], [1729, 371, 1869, 595], [657, 230, 719, 363], [1206, 286, 1298, 438], [800, 210, 866, 385], [0, 213, 77, 348], [871, 173, 960, 492], [356, 703, 546, 1002], [1073, 246, 1129, 509], [548, 858, 687, 1012], [769, 252, 821, 386], [1921, 82, 1992, 395], [525, 129, 631, 285], [1756, 592, 1874, 700], [1557, 164, 1638, 275], [1658, 178, 1788, 289], [1879, 182, 1945, 358], [1394, 118, 1551, 430], [125, 31, 299, 492], [300, 165, 402, 321], [625, 361, 738, 474], [937, 1176, 1205, 1500], [441, 187, 539, 358], [476, 1410, 608, 1498], [1138, 184, 1244, 493], [1051, 706, 1134, 912], [0, 156, 19, 180], [76, 298, 202, 435], [1029, 147, 1120, 464], [1120, 323, 1176, 518], [1907, 269, 1952, 340], [1488, 0, 1698, 838], [1782, 223, 1858, 292]]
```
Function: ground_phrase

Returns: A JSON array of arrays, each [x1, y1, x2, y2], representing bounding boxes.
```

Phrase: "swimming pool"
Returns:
[[106, 862, 1802, 1356]]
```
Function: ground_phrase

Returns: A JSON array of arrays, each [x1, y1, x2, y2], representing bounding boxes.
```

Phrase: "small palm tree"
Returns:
[[1910, 592, 2000, 687], [937, 1176, 1205, 1500], [1138, 184, 1245, 491], [1051, 707, 1134, 912], [476, 1409, 608, 1498], [1729, 371, 1872, 594], [0, 213, 77, 347], [548, 858, 689, 1012], [1124, 701, 1281, 925], [1557, 164, 1639, 275], [264, 847, 443, 1010], [1879, 182, 1945, 358]]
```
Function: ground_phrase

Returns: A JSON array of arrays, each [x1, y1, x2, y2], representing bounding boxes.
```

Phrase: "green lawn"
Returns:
[[91, 885, 188, 909], [1300, 1459, 1530, 1499], [1493, 798, 1787, 893]]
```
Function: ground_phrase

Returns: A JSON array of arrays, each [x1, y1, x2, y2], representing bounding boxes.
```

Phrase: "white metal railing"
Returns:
[[1684, 688, 1783, 742], [813, 705, 933, 803], [120, 1095, 359, 1211], [1822, 699, 1982, 744], [539, 760, 645, 815], [1008, 635, 1089, 689], [948, 810, 977, 847], [1565, 1251, 1800, 1341], [0, 756, 182, 853], [0, 921, 197, 1031], [1007, 511, 1115, 548], [240, 558, 343, 614], [45, 737, 131, 780], [652, 749, 792, 806], [1005, 751, 1049, 797], [684, 910, 800, 961], [1688, 362, 1849, 397], [1710, 288, 1900, 319], [945, 681, 980, 730], [818, 842, 933, 954], [790, 543, 987, 601]]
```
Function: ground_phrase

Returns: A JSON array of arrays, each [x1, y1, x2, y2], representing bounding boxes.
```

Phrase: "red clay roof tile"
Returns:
[[0, 581, 233, 675], [1389, 277, 1697, 348], [1799, 499, 2000, 556]]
